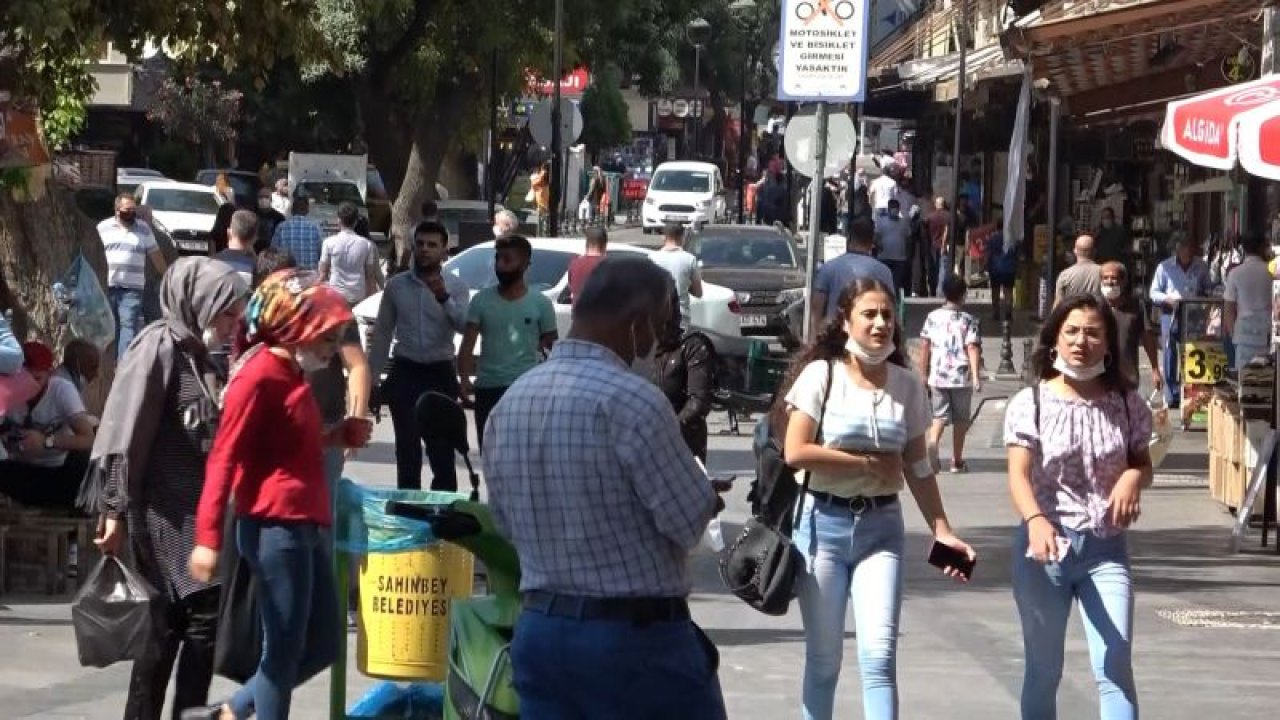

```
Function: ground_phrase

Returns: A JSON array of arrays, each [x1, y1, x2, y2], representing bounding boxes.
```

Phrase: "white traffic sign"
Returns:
[[784, 110, 858, 178], [529, 98, 584, 147], [776, 0, 871, 102]]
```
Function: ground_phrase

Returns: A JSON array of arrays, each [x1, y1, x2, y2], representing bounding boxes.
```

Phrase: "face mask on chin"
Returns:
[[1053, 354, 1105, 381], [844, 330, 896, 366], [1101, 284, 1122, 300], [493, 225, 504, 238]]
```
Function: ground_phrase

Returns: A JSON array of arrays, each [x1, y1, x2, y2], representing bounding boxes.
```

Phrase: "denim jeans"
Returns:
[[1012, 524, 1137, 720], [793, 494, 905, 720], [511, 609, 727, 720], [1161, 336, 1181, 409], [229, 519, 339, 720], [109, 286, 145, 361]]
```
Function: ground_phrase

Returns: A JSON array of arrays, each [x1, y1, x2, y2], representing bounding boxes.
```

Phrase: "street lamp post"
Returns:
[[730, 0, 756, 224], [687, 17, 711, 160], [550, 0, 564, 236]]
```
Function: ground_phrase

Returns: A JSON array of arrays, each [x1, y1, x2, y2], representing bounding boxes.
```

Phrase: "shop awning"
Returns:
[[1161, 74, 1280, 180], [896, 45, 1023, 90]]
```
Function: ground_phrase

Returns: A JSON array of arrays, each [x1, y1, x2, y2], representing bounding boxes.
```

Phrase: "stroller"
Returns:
[[386, 391, 522, 720]]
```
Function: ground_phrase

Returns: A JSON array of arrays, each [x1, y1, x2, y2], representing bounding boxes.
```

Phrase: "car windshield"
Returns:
[[144, 189, 221, 214], [438, 207, 493, 236], [297, 181, 364, 206], [446, 247, 576, 291], [694, 233, 798, 268], [651, 170, 710, 193]]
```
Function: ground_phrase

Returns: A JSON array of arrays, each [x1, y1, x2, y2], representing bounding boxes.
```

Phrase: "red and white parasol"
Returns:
[[1161, 74, 1280, 180]]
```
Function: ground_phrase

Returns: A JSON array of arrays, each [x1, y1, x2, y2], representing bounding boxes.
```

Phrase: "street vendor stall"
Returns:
[[1161, 71, 1280, 548]]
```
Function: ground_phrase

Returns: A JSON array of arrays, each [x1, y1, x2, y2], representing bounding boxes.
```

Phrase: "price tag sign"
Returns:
[[1183, 341, 1227, 385]]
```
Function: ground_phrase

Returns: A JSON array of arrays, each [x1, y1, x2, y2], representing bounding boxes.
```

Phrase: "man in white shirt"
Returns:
[[0, 341, 96, 508], [869, 169, 899, 214], [98, 194, 169, 360], [649, 223, 703, 330], [1149, 235, 1212, 408], [319, 202, 383, 305], [270, 178, 292, 216], [1224, 232, 1273, 371]]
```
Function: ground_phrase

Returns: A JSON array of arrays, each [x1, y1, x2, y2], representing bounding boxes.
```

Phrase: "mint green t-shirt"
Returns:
[[467, 286, 557, 388]]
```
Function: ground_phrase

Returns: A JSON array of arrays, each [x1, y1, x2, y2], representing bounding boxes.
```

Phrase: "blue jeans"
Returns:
[[229, 519, 339, 720], [794, 494, 905, 720], [1012, 524, 1137, 720], [511, 609, 726, 720], [109, 286, 145, 361]]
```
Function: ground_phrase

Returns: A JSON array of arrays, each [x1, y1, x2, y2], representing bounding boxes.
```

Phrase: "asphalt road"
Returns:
[[2, 346, 1278, 718]]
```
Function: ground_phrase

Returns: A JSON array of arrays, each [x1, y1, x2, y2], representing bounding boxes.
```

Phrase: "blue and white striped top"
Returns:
[[785, 359, 931, 497]]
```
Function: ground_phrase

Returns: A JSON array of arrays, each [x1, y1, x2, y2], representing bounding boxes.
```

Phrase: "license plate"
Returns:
[[740, 314, 768, 328], [176, 240, 206, 252], [664, 215, 686, 223]]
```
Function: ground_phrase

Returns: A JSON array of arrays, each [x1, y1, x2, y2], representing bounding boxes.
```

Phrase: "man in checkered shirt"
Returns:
[[483, 255, 726, 719]]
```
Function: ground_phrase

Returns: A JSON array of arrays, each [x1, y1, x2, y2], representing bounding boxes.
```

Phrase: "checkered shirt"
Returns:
[[482, 339, 716, 598], [270, 216, 324, 271]]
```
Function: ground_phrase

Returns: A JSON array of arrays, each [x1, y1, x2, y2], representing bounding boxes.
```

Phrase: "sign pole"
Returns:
[[549, 0, 564, 237], [803, 103, 829, 343]]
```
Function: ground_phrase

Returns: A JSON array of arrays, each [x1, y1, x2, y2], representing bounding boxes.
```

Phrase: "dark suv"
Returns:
[[685, 224, 805, 347]]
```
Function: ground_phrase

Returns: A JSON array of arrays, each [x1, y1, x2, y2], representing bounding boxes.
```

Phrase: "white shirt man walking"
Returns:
[[319, 202, 383, 305], [98, 194, 168, 360], [649, 223, 703, 330]]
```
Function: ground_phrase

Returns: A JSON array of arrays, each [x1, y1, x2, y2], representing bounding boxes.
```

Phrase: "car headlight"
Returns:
[[778, 288, 806, 304], [695, 200, 710, 210], [644, 197, 657, 206], [735, 290, 751, 304]]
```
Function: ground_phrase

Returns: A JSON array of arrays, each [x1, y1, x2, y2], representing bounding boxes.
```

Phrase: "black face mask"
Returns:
[[117, 211, 136, 225], [495, 268, 522, 288]]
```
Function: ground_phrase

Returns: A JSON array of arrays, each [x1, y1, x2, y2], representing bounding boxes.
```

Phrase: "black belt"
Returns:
[[807, 490, 899, 514], [522, 591, 689, 624]]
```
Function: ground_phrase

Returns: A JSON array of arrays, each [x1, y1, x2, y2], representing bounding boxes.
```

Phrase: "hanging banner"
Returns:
[[776, 0, 871, 102], [1003, 69, 1033, 251]]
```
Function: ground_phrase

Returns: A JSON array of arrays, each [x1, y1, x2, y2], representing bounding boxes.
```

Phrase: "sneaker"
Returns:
[[949, 461, 968, 474]]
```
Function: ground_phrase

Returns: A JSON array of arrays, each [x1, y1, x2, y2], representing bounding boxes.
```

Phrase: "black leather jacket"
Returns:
[[651, 332, 715, 461]]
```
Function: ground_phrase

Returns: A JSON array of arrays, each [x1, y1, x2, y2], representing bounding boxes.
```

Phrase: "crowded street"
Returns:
[[3, 349, 1280, 718]]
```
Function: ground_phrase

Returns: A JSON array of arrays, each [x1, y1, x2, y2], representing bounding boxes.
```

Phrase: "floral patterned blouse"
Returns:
[[1003, 384, 1152, 537]]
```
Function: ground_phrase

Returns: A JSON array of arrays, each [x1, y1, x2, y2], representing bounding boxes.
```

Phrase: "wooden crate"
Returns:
[[3, 526, 69, 595]]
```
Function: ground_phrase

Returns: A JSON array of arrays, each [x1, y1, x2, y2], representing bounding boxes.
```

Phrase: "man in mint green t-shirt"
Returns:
[[459, 235, 558, 448]]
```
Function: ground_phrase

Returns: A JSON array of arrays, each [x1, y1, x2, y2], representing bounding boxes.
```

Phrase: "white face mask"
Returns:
[[845, 333, 896, 366], [1101, 284, 1122, 300], [1053, 354, 1105, 381], [295, 349, 331, 373], [493, 225, 504, 238]]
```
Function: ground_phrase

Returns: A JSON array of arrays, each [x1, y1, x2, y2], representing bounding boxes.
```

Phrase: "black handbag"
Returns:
[[213, 513, 263, 684], [720, 361, 833, 616]]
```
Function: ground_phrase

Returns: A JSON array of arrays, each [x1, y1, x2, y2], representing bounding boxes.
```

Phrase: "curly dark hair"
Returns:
[[1032, 293, 1132, 391], [769, 277, 904, 428]]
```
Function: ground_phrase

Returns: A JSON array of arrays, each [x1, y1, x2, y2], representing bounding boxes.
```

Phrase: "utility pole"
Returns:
[[947, 0, 969, 276], [549, 0, 564, 236], [487, 50, 499, 221], [802, 104, 829, 342]]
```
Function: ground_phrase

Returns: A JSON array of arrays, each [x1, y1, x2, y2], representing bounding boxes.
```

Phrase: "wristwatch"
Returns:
[[43, 434, 55, 450]]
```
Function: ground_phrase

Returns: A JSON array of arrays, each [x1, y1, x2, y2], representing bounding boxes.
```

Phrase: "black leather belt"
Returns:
[[807, 490, 899, 514], [522, 590, 689, 624]]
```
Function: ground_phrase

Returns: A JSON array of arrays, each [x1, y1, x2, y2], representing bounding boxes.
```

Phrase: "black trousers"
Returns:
[[123, 586, 220, 720], [0, 453, 89, 510], [473, 385, 509, 453], [386, 357, 460, 491]]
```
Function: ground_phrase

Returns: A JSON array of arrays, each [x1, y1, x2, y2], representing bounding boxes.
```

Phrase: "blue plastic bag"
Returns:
[[54, 254, 116, 352], [348, 681, 445, 719], [334, 478, 470, 555]]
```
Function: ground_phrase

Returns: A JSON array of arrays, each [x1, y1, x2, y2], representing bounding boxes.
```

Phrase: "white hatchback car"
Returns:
[[352, 237, 743, 359], [641, 161, 726, 233]]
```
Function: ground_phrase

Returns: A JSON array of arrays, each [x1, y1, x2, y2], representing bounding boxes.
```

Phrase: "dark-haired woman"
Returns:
[[780, 277, 975, 720], [1003, 293, 1153, 720]]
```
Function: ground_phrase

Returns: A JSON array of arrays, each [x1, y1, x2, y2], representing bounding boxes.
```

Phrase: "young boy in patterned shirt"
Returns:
[[918, 274, 983, 472]]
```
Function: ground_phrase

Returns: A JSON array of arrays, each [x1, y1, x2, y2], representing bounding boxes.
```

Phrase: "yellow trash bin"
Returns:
[[356, 541, 474, 680]]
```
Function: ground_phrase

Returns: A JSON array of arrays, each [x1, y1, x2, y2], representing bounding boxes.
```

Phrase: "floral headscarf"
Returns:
[[245, 269, 352, 348]]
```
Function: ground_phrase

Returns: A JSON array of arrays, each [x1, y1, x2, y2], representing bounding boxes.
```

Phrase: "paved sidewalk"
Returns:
[[3, 336, 1279, 718]]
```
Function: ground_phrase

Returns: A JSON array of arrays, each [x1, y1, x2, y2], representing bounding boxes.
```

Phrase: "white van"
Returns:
[[641, 161, 725, 233]]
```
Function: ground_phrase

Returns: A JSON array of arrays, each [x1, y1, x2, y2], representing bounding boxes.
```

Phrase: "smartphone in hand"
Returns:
[[927, 540, 976, 580]]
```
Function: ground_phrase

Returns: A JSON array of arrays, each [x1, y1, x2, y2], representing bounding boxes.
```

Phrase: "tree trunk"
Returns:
[[0, 171, 115, 413], [356, 82, 414, 199], [389, 78, 474, 264]]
